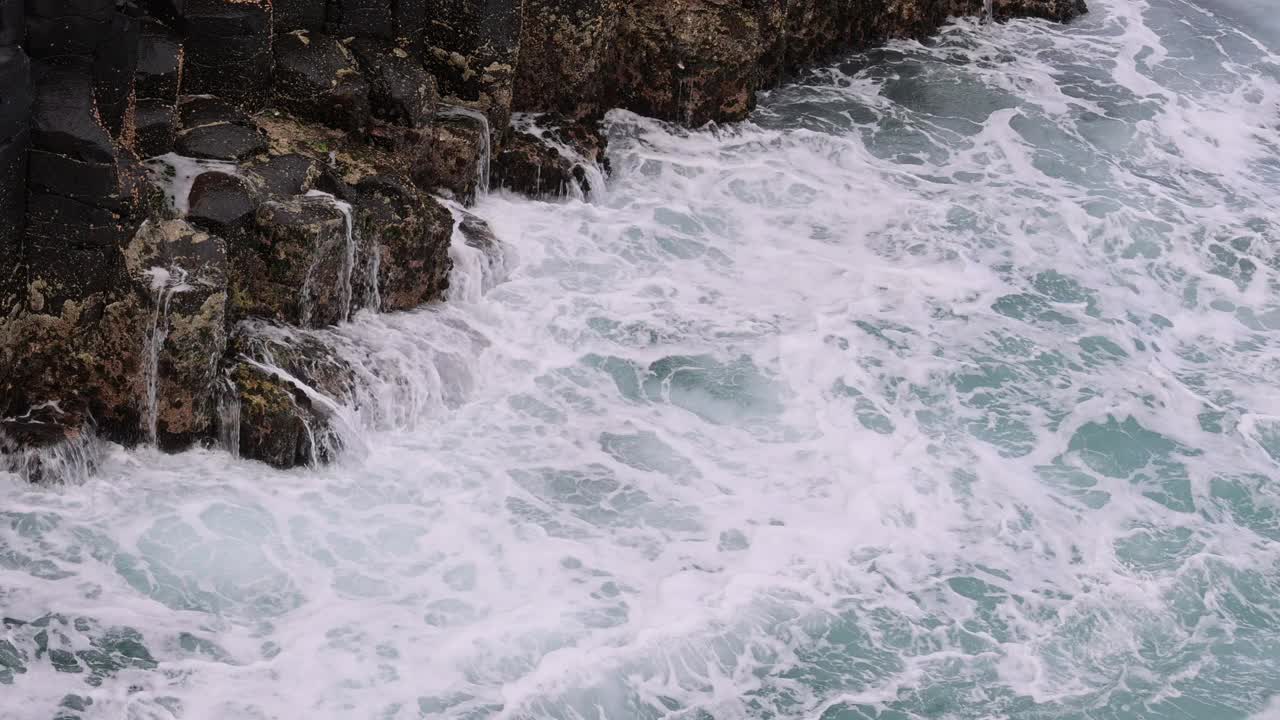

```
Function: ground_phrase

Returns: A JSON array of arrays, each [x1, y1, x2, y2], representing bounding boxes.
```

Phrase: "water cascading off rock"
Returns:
[[0, 0, 1088, 479]]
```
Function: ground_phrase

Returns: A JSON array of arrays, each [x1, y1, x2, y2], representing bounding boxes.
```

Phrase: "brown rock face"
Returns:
[[492, 130, 589, 199], [951, 0, 1087, 21], [510, 0, 1086, 126], [227, 360, 340, 469], [606, 0, 787, 126], [513, 0, 620, 119], [225, 325, 356, 468], [231, 196, 356, 329], [413, 111, 488, 204], [423, 0, 525, 132], [125, 220, 229, 450], [0, 0, 1090, 478], [353, 175, 454, 312]]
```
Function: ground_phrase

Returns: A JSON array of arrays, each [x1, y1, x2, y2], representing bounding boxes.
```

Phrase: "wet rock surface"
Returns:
[[0, 0, 1087, 476], [227, 360, 338, 469], [513, 0, 619, 119], [272, 31, 372, 133], [125, 220, 229, 450], [232, 196, 354, 328], [414, 111, 487, 203], [354, 175, 454, 311], [226, 326, 354, 467], [492, 130, 587, 199], [351, 38, 440, 128], [186, 172, 258, 236]]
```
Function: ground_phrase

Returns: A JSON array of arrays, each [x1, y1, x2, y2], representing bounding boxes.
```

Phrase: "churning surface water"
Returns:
[[3, 0, 1280, 717]]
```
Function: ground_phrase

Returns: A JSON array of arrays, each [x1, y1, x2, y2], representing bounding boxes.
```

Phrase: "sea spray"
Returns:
[[2, 1, 1280, 717], [511, 113, 611, 203]]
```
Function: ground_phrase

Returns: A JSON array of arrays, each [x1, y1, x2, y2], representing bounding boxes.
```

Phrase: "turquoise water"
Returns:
[[2, 0, 1280, 717]]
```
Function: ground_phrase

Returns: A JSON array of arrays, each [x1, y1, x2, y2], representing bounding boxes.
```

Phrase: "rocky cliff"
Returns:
[[0, 0, 1085, 479]]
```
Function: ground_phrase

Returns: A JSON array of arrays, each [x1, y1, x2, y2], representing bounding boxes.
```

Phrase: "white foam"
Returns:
[[144, 153, 241, 216], [3, 0, 1280, 717]]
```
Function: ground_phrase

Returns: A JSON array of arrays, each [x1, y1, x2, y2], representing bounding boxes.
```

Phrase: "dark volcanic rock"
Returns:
[[133, 99, 176, 157], [24, 0, 115, 60], [181, 0, 272, 108], [93, 5, 141, 138], [353, 175, 453, 311], [176, 122, 268, 162], [179, 96, 250, 128], [230, 196, 354, 328], [272, 32, 372, 133], [187, 171, 257, 237], [422, 0, 524, 131], [513, 0, 618, 119], [248, 153, 320, 197], [492, 130, 585, 199], [0, 46, 28, 272], [135, 18, 182, 100], [350, 39, 439, 128], [412, 111, 486, 204], [30, 62, 116, 163], [331, 0, 394, 39], [125, 219, 229, 450], [26, 150, 122, 210], [273, 0, 326, 32]]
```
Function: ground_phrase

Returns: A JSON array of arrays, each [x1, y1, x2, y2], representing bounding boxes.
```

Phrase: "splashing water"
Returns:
[[145, 154, 242, 215], [511, 113, 611, 202], [3, 0, 1280, 718]]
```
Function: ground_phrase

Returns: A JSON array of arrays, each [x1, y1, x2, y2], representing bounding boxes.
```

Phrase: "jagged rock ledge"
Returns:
[[0, 0, 1086, 479]]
